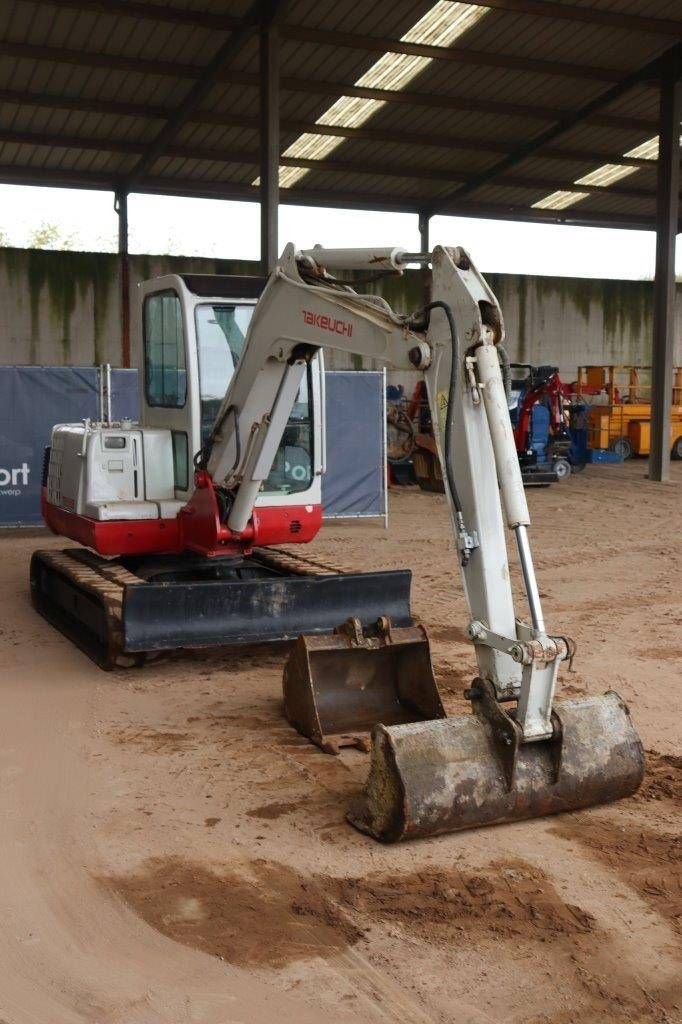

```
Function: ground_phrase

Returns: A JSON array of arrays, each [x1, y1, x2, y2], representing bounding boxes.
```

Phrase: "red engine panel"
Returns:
[[41, 480, 322, 559]]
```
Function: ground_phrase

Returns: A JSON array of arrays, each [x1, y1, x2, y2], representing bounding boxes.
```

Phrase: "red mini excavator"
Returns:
[[509, 363, 573, 483], [32, 271, 412, 668]]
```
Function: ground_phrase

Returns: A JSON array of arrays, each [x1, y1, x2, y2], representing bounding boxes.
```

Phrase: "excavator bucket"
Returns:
[[348, 683, 644, 842], [283, 617, 446, 754]]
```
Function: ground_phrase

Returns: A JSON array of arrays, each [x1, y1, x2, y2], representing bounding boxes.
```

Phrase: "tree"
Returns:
[[27, 222, 76, 249]]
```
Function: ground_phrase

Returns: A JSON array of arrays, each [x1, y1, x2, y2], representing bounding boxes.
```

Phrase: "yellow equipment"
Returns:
[[577, 365, 682, 459]]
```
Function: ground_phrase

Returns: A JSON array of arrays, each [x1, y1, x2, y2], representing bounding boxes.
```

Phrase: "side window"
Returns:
[[144, 291, 186, 408], [172, 432, 189, 491]]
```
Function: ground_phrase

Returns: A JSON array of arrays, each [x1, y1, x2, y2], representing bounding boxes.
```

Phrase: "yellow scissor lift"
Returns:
[[576, 365, 682, 460]]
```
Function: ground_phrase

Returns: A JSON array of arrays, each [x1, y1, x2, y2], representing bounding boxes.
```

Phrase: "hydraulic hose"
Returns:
[[194, 404, 240, 477], [412, 300, 471, 563]]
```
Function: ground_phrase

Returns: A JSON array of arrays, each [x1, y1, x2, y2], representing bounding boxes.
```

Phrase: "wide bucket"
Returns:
[[348, 690, 644, 841], [283, 618, 446, 754]]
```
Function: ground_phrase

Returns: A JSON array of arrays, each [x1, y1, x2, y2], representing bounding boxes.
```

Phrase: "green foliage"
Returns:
[[27, 222, 76, 250]]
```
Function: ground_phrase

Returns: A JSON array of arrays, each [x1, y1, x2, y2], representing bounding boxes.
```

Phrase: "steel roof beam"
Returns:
[[425, 42, 682, 215], [38, 0, 682, 51], [123, 0, 266, 182], [0, 87, 661, 169], [275, 76, 655, 131], [0, 24, 647, 87], [0, 128, 660, 199], [279, 26, 625, 83], [461, 0, 682, 37], [0, 40, 658, 132], [0, 161, 663, 230]]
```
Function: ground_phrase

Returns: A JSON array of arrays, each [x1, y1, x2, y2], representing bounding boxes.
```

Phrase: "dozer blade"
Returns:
[[283, 617, 446, 754], [348, 689, 644, 842]]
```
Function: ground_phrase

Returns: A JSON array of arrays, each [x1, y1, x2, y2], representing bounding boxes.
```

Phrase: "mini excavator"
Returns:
[[32, 244, 644, 841]]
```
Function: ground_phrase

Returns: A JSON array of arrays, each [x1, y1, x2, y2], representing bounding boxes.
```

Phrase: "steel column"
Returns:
[[419, 211, 430, 252], [649, 55, 681, 482], [419, 211, 431, 305], [114, 188, 130, 368], [260, 22, 279, 275]]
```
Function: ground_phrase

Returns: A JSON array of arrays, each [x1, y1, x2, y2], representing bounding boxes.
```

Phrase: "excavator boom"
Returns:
[[196, 242, 643, 840]]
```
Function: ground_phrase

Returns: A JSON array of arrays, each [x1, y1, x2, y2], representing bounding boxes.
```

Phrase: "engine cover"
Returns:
[[48, 422, 179, 521]]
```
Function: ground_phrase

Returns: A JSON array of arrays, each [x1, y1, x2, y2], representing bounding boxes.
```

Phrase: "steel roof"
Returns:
[[0, 0, 680, 229]]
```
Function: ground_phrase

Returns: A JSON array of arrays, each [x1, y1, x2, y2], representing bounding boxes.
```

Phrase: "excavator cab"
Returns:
[[139, 273, 322, 515]]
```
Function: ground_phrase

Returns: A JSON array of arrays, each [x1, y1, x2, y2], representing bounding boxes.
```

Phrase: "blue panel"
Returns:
[[322, 371, 385, 518], [530, 403, 550, 460], [0, 367, 139, 527]]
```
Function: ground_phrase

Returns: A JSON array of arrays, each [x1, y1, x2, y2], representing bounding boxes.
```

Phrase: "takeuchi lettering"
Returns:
[[302, 310, 353, 337]]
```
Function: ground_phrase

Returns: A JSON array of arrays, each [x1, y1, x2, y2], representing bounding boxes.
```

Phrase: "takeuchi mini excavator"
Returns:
[[32, 244, 644, 841]]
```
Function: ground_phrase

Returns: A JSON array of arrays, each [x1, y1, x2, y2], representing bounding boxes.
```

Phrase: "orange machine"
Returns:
[[628, 419, 682, 459], [576, 365, 682, 459]]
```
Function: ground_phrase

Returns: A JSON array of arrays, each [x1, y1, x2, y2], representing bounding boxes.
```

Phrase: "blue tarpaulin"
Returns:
[[321, 370, 386, 518], [0, 367, 385, 527], [0, 367, 138, 526]]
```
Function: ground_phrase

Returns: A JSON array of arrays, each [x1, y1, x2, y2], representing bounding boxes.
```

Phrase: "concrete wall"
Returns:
[[0, 246, 680, 379]]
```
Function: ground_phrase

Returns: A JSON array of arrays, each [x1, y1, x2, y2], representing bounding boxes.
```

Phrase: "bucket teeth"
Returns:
[[348, 690, 644, 843]]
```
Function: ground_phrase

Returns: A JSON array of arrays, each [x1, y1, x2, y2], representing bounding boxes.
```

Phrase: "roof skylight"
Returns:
[[574, 163, 638, 187], [532, 129, 680, 213], [622, 134, 681, 161], [532, 190, 590, 211], [623, 135, 660, 161], [254, 2, 490, 189]]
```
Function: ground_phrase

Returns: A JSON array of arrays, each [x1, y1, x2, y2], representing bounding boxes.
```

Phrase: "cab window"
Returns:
[[144, 291, 186, 407], [196, 302, 313, 496]]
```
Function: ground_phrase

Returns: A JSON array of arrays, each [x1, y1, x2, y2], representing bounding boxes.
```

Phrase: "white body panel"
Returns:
[[49, 422, 176, 521]]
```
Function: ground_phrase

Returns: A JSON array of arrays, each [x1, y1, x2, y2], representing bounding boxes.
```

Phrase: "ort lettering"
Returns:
[[0, 462, 30, 488], [302, 309, 353, 337]]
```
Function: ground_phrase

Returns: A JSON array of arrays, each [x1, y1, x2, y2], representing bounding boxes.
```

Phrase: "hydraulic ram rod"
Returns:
[[475, 341, 548, 636], [298, 245, 430, 271]]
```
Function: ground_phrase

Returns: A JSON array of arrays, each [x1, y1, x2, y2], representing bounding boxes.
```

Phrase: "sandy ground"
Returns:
[[0, 459, 680, 1024]]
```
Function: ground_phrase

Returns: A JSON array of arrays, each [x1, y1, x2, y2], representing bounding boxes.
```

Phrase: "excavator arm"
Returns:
[[194, 241, 643, 843], [201, 242, 566, 740]]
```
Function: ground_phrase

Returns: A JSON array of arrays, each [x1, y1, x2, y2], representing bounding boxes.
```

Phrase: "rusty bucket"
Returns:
[[347, 687, 645, 842], [283, 616, 445, 754]]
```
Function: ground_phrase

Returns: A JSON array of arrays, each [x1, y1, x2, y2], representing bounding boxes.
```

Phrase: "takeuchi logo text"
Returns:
[[302, 309, 353, 337]]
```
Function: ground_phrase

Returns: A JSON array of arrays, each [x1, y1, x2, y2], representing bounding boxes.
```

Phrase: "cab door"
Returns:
[[138, 275, 199, 502]]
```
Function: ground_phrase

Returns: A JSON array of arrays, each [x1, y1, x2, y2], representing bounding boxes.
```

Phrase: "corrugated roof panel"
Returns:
[[285, 1, 435, 38], [12, 0, 221, 68], [175, 122, 260, 152], [602, 85, 661, 120], [544, 0, 679, 18], [404, 59, 596, 110], [0, 0, 677, 226], [351, 103, 548, 147], [201, 82, 260, 120]]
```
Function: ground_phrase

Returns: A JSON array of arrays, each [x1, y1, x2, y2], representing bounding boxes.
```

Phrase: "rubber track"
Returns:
[[32, 546, 352, 668]]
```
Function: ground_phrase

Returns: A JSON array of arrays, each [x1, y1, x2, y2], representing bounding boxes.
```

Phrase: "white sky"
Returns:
[[0, 182, 677, 281]]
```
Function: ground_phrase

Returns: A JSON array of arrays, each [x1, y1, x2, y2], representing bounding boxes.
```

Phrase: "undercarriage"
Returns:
[[30, 546, 412, 670]]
